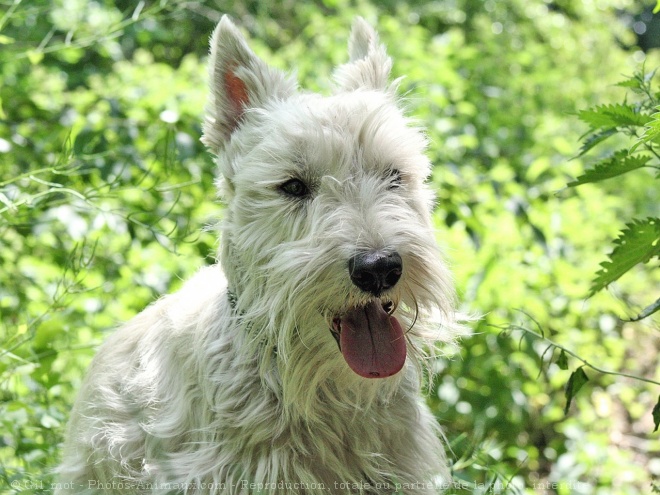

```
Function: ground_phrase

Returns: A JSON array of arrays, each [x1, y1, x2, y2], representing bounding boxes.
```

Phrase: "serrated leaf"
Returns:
[[635, 110, 660, 150], [615, 70, 656, 93], [653, 395, 660, 433], [556, 350, 568, 370], [568, 151, 651, 187], [577, 107, 618, 128], [576, 128, 617, 157], [564, 367, 589, 414], [577, 104, 652, 129], [591, 218, 660, 295], [608, 104, 653, 126], [615, 78, 642, 90]]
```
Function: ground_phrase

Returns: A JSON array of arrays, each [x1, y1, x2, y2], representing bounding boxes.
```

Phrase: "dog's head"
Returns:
[[202, 16, 460, 387]]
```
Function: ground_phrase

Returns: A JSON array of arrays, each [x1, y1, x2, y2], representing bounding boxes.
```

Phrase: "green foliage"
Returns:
[[555, 350, 569, 371], [2, 1, 659, 494], [591, 218, 660, 295], [636, 109, 660, 149], [573, 69, 660, 308], [564, 367, 589, 415], [1, 1, 217, 490], [577, 103, 652, 129], [567, 151, 651, 186]]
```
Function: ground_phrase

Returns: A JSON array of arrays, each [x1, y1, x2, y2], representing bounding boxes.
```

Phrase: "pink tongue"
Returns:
[[339, 301, 406, 378]]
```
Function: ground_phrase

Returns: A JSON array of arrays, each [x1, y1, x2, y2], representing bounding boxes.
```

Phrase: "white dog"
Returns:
[[56, 16, 463, 494]]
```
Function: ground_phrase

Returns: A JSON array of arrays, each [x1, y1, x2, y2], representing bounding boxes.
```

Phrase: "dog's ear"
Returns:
[[334, 17, 392, 92], [202, 16, 295, 152]]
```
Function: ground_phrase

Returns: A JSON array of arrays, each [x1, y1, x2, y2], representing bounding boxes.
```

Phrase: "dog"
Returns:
[[55, 16, 464, 494]]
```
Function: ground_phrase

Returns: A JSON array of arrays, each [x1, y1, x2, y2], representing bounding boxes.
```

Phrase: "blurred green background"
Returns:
[[1, 0, 659, 493]]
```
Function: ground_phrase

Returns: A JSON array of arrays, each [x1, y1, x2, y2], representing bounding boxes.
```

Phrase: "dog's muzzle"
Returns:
[[330, 250, 406, 379]]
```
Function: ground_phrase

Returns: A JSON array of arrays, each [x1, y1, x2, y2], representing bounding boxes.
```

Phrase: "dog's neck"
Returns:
[[220, 236, 254, 299]]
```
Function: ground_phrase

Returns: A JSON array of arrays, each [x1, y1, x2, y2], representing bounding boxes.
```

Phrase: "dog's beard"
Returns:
[[230, 228, 454, 336]]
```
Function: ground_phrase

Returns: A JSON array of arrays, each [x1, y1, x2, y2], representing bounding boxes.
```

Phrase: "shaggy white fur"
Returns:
[[55, 16, 464, 494]]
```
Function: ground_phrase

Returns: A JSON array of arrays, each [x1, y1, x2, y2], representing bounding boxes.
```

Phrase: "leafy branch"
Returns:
[[571, 68, 660, 317], [493, 317, 660, 432]]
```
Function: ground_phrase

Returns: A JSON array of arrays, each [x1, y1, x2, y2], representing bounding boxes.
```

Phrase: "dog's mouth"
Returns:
[[330, 300, 406, 379]]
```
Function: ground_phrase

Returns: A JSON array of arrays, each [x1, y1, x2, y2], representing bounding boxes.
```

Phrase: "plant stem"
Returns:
[[507, 323, 660, 387]]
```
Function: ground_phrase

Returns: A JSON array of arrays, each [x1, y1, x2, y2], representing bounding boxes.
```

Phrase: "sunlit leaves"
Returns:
[[615, 69, 657, 94], [569, 69, 660, 447], [576, 128, 617, 157], [591, 218, 660, 295], [568, 151, 651, 187], [634, 110, 660, 151], [575, 70, 660, 305], [577, 103, 652, 129]]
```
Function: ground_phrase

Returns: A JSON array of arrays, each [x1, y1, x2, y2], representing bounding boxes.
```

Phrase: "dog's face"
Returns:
[[202, 17, 456, 381]]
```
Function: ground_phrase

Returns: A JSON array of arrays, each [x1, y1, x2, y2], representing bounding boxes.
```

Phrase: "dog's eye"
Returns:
[[279, 178, 310, 198], [387, 169, 403, 190]]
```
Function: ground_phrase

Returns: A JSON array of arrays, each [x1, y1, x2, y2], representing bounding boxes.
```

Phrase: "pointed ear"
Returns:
[[202, 16, 295, 152], [333, 17, 392, 92]]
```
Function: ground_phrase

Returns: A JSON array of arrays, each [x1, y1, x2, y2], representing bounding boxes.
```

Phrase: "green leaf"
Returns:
[[568, 151, 651, 187], [615, 70, 656, 93], [608, 104, 653, 126], [628, 296, 660, 322], [576, 128, 617, 157], [653, 396, 660, 433], [634, 110, 660, 151], [655, 0, 660, 14], [577, 104, 652, 129], [577, 107, 617, 128], [564, 367, 589, 415], [556, 350, 568, 370], [591, 218, 660, 295], [615, 78, 641, 90]]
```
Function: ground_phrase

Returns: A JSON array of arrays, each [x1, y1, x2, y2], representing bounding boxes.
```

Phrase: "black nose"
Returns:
[[348, 250, 402, 296]]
